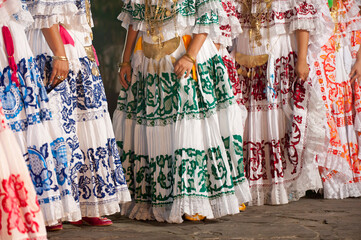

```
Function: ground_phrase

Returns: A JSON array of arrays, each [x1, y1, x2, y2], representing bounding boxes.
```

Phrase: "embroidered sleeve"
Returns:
[[289, 0, 323, 33], [290, 0, 333, 54], [214, 0, 242, 47], [117, 0, 140, 30], [192, 0, 226, 40]]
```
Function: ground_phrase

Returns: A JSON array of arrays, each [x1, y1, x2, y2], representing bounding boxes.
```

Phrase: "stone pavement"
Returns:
[[48, 197, 361, 240]]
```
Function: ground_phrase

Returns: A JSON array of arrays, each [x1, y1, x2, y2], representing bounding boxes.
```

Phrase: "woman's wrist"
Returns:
[[184, 53, 196, 65], [297, 56, 307, 63], [53, 55, 68, 61]]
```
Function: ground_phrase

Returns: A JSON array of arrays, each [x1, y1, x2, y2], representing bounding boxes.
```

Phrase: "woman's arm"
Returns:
[[118, 25, 139, 89], [174, 33, 207, 79], [41, 24, 69, 87], [350, 46, 361, 84], [295, 30, 310, 82]]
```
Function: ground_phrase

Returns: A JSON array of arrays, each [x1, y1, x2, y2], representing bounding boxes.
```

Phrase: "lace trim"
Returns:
[[24, 0, 89, 30], [79, 187, 130, 217], [74, 107, 108, 122], [121, 193, 239, 223], [322, 171, 361, 199]]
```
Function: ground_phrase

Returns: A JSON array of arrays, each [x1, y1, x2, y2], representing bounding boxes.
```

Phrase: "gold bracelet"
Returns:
[[52, 56, 68, 61], [118, 62, 131, 68], [184, 53, 196, 65]]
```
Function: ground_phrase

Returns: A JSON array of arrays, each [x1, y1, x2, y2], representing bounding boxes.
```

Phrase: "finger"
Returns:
[[350, 75, 356, 84], [120, 77, 128, 89], [349, 67, 356, 78], [177, 68, 185, 79], [49, 70, 57, 87], [174, 65, 180, 76], [126, 68, 132, 83], [174, 66, 182, 78], [53, 75, 63, 87], [350, 72, 359, 83], [120, 70, 126, 84], [185, 67, 191, 78]]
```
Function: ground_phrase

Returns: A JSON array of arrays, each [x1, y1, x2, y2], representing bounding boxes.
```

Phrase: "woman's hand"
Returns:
[[350, 58, 361, 85], [41, 24, 69, 88], [174, 55, 194, 79], [49, 59, 69, 87], [295, 58, 309, 82], [118, 64, 132, 89]]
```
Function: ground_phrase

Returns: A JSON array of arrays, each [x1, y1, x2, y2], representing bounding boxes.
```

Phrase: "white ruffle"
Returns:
[[24, 0, 89, 30], [308, 1, 334, 59], [322, 171, 361, 199], [236, 0, 331, 46], [12, 3, 34, 28], [119, 0, 229, 41], [346, 0, 361, 32], [214, 15, 242, 46], [235, 0, 320, 13], [0, 0, 21, 25], [192, 0, 228, 41], [121, 193, 239, 223]]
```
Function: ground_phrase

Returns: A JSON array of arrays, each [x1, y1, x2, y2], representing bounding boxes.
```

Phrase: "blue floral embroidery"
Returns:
[[50, 137, 69, 186], [1, 56, 74, 208], [33, 53, 128, 205], [26, 144, 55, 195]]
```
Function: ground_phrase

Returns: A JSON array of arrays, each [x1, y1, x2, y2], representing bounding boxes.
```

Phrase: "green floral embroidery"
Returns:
[[116, 55, 235, 126], [121, 0, 221, 27], [118, 141, 244, 205], [195, 10, 219, 25], [223, 135, 246, 185]]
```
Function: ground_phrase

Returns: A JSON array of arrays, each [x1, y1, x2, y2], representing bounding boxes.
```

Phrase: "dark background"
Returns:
[[92, 0, 126, 116]]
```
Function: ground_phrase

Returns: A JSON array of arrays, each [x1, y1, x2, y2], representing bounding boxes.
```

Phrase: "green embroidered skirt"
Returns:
[[113, 33, 251, 223]]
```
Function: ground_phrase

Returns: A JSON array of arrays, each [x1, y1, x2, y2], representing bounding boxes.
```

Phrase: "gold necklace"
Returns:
[[239, 0, 273, 48], [144, 0, 178, 44]]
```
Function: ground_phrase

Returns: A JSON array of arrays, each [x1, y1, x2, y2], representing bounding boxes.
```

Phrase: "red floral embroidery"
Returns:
[[0, 174, 41, 236], [222, 55, 241, 99]]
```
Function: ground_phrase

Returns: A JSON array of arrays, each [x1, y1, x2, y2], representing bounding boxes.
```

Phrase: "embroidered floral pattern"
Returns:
[[0, 174, 41, 236], [315, 0, 361, 198], [34, 51, 128, 212], [0, 54, 75, 222], [116, 55, 236, 126]]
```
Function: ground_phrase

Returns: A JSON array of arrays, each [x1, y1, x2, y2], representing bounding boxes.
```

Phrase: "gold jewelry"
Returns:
[[56, 75, 65, 80], [184, 53, 196, 65], [52, 56, 68, 61], [143, 36, 180, 61], [118, 62, 131, 68], [239, 0, 274, 48], [144, 0, 178, 44], [118, 62, 131, 73]]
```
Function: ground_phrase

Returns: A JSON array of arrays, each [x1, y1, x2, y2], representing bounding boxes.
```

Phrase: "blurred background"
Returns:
[[92, 0, 126, 116]]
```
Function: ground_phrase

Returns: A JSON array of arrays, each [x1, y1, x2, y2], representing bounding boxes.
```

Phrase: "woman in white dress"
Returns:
[[22, 0, 131, 229], [114, 0, 250, 223], [232, 0, 332, 205], [1, 0, 80, 230], [0, 2, 47, 239]]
